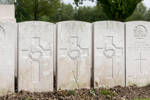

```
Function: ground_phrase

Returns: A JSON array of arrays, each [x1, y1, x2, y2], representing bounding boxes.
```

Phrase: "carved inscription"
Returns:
[[128, 25, 150, 51], [60, 35, 89, 86], [134, 25, 148, 39], [97, 36, 123, 78], [22, 37, 51, 83], [135, 52, 146, 73], [133, 25, 148, 73], [126, 22, 150, 86]]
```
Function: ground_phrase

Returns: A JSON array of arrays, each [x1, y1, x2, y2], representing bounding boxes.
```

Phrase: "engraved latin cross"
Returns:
[[97, 36, 123, 78], [22, 37, 51, 82]]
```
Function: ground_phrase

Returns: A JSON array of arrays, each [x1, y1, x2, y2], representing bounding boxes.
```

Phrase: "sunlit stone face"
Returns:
[[0, 4, 16, 22]]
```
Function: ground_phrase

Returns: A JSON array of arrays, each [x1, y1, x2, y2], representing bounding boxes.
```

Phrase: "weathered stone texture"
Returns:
[[0, 5, 16, 22], [0, 23, 16, 95], [126, 21, 150, 86], [18, 21, 55, 92], [57, 21, 92, 90], [94, 21, 125, 88]]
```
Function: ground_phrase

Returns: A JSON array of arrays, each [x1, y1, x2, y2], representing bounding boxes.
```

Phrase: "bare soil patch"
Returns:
[[1, 85, 150, 100]]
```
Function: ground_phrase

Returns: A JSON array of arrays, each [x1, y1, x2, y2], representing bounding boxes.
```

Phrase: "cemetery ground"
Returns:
[[1, 85, 150, 100]]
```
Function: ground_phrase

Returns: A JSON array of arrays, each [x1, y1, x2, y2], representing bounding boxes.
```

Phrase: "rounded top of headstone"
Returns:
[[19, 21, 55, 25], [56, 21, 91, 25], [93, 21, 123, 24], [125, 21, 149, 24]]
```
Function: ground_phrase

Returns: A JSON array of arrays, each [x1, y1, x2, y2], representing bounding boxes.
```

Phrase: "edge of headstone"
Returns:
[[18, 21, 55, 25], [125, 21, 149, 24], [56, 21, 91, 25], [93, 21, 124, 24]]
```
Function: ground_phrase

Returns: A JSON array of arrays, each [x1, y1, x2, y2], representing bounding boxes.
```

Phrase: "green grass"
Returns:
[[67, 90, 75, 96], [99, 89, 116, 97], [89, 89, 96, 96], [25, 96, 31, 100], [133, 99, 150, 100]]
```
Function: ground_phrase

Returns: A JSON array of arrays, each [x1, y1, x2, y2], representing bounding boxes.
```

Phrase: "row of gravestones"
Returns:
[[0, 21, 149, 95]]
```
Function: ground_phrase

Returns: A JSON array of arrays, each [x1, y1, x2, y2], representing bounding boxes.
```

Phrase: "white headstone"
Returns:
[[0, 23, 16, 95], [57, 21, 92, 90], [126, 21, 150, 86], [0, 5, 16, 22], [94, 21, 125, 88], [18, 22, 55, 92]]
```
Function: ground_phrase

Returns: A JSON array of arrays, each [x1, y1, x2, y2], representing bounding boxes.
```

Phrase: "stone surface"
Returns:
[[18, 21, 55, 92], [0, 5, 16, 22], [0, 22, 16, 95], [57, 21, 92, 90], [126, 21, 150, 86], [94, 21, 125, 88]]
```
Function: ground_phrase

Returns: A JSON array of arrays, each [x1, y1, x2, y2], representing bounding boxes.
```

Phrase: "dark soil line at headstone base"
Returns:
[[1, 85, 150, 100]]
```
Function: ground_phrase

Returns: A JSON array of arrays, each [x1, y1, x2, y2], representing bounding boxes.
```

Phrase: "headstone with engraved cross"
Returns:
[[126, 21, 150, 86], [94, 21, 125, 88], [57, 21, 92, 90], [18, 22, 55, 92]]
